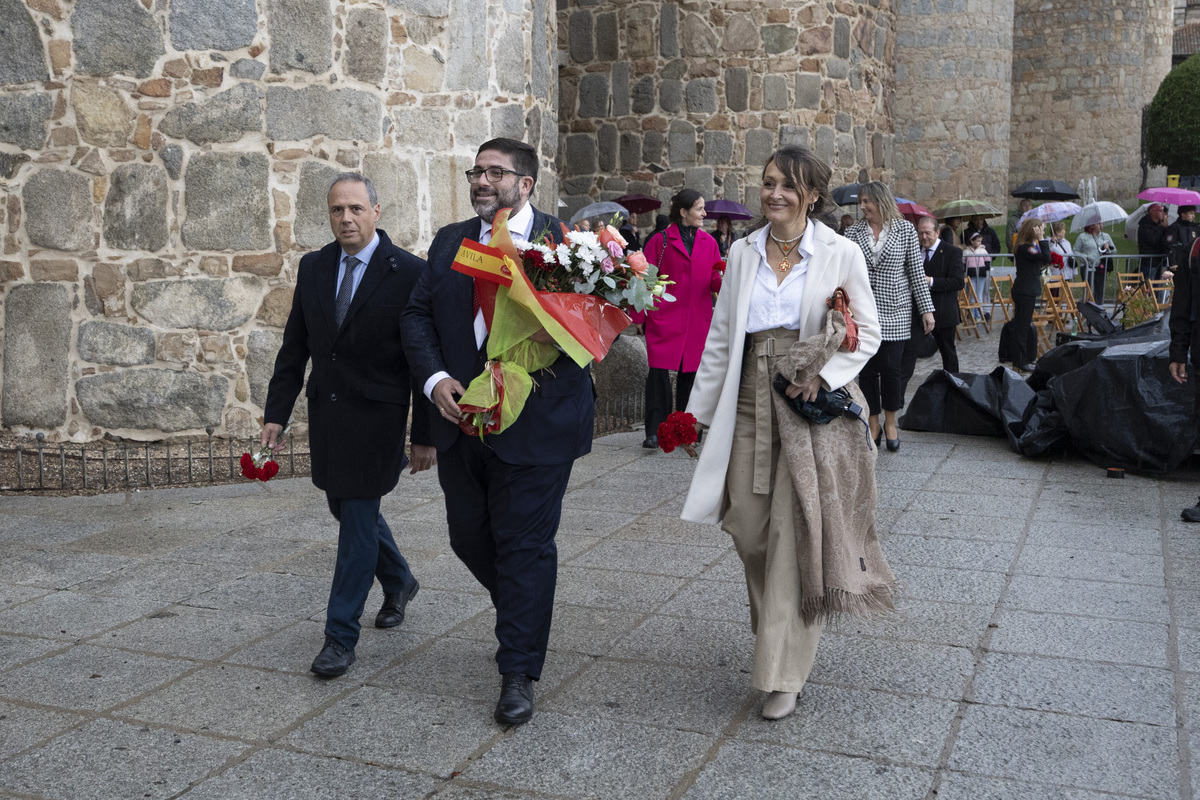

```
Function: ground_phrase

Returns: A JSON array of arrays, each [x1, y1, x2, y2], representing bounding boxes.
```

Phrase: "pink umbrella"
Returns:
[[1137, 187, 1200, 205], [895, 197, 933, 223]]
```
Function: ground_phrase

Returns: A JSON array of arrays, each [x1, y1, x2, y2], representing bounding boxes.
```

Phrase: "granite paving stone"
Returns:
[[0, 644, 194, 711], [684, 740, 933, 800], [935, 773, 1150, 800], [1014, 545, 1164, 585], [882, 533, 1017, 573], [223, 619, 428, 674], [372, 635, 589, 702], [810, 634, 975, 700], [736, 683, 958, 767], [175, 748, 436, 799], [543, 660, 752, 735], [0, 591, 164, 640], [1003, 573, 1170, 623], [948, 704, 1179, 798], [119, 663, 348, 739], [460, 712, 713, 799], [988, 608, 1169, 667], [567, 538, 725, 577], [556, 565, 687, 612], [0, 702, 83, 760], [972, 652, 1175, 725], [285, 686, 498, 777], [93, 605, 289, 660], [3, 718, 247, 800], [0, 395, 1195, 799], [0, 633, 64, 671]]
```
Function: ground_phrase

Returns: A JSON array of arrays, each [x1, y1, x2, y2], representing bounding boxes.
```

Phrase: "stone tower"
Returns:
[[1008, 0, 1173, 199], [891, 0, 1016, 213], [555, 0, 896, 224], [0, 0, 556, 440]]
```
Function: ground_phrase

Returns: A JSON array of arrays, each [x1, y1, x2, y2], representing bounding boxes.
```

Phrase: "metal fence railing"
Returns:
[[0, 429, 309, 493], [978, 252, 1171, 307], [593, 391, 645, 436]]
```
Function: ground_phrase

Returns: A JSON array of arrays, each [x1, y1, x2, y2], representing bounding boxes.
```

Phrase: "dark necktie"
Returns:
[[335, 256, 358, 329], [924, 249, 932, 264]]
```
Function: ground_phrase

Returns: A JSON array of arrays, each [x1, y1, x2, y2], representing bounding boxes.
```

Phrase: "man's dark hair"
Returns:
[[329, 173, 377, 206], [1180, 205, 1197, 215], [477, 138, 539, 186], [668, 188, 704, 225]]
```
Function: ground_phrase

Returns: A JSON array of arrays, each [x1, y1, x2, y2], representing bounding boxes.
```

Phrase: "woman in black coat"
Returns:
[[1001, 217, 1051, 372]]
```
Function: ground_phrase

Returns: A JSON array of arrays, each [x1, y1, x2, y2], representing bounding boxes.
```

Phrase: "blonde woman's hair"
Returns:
[[858, 181, 901, 224]]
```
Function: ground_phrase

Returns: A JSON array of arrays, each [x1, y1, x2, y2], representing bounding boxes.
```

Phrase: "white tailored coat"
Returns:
[[680, 218, 882, 525]]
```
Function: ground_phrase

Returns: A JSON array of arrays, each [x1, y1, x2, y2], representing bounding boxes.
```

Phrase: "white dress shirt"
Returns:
[[423, 203, 537, 401], [745, 222, 815, 333]]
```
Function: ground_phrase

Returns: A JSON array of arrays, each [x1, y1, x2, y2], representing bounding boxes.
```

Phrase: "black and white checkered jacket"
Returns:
[[844, 219, 935, 341]]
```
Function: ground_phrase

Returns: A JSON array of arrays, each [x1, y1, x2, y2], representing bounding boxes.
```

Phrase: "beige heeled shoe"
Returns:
[[761, 691, 797, 720]]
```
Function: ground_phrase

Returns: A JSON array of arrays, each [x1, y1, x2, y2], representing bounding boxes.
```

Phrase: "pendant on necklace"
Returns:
[[778, 259, 791, 273]]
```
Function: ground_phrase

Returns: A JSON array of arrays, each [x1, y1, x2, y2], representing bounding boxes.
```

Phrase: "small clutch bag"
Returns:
[[772, 373, 874, 447]]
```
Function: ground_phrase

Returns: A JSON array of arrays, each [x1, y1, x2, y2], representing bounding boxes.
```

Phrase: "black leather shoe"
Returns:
[[1184, 500, 1200, 523], [1016, 363, 1037, 373], [375, 578, 420, 628], [494, 672, 534, 725], [311, 637, 355, 677], [886, 437, 900, 452], [642, 435, 658, 449]]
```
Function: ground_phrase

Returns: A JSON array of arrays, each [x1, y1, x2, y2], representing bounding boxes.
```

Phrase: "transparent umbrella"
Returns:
[[570, 201, 630, 224], [1069, 201, 1128, 233], [1018, 201, 1082, 226]]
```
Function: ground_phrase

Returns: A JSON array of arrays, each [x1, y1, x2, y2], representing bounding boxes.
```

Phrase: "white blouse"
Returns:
[[745, 223, 815, 333]]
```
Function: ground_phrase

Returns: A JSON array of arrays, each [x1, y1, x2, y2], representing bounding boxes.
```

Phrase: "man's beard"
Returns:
[[472, 182, 523, 223]]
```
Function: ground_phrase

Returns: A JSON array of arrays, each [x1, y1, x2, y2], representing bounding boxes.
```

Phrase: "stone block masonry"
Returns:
[[556, 0, 895, 227], [0, 0, 557, 442]]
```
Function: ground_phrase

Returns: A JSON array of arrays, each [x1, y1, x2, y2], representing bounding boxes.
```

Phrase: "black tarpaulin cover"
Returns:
[[899, 318, 1199, 473]]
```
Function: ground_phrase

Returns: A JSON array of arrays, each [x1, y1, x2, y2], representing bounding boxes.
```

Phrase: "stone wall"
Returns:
[[555, 0, 896, 225], [0, 0, 557, 441], [891, 0, 1014, 214], [1008, 0, 1172, 202]]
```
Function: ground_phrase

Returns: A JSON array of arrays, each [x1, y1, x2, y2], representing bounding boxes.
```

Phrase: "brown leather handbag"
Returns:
[[826, 287, 859, 352]]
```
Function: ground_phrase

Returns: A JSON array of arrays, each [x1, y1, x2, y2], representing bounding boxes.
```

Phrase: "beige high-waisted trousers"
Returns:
[[722, 327, 824, 693]]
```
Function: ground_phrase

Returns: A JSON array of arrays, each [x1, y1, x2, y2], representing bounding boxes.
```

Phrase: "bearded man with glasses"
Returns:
[[402, 138, 591, 726]]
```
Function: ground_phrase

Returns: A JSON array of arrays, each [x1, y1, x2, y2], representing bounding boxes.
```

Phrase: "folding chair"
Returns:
[[990, 274, 1014, 323], [1115, 271, 1146, 309], [1149, 277, 1173, 311], [958, 281, 988, 338]]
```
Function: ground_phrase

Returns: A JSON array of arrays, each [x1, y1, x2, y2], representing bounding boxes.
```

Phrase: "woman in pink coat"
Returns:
[[632, 188, 724, 448]]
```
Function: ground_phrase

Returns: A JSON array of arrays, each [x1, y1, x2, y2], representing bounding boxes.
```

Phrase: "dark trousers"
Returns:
[[324, 495, 414, 650], [1091, 261, 1109, 305], [645, 366, 696, 437], [900, 326, 959, 397], [859, 339, 907, 415], [1002, 292, 1037, 366], [437, 435, 573, 680]]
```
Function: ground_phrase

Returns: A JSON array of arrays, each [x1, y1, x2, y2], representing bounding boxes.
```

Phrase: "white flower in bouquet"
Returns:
[[554, 243, 573, 267]]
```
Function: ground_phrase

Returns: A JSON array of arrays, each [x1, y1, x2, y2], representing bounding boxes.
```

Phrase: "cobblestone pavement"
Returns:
[[2, 326, 1199, 800]]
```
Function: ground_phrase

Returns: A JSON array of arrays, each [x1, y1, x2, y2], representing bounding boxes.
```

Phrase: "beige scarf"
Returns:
[[773, 309, 897, 623]]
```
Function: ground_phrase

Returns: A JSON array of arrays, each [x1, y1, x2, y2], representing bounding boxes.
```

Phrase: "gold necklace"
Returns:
[[769, 227, 804, 273]]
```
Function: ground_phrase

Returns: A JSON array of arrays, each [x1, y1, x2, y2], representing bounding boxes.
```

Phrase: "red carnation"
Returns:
[[258, 460, 279, 481], [657, 411, 699, 458], [240, 452, 260, 480]]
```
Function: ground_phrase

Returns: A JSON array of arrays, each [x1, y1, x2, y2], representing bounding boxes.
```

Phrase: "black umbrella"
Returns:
[[831, 183, 861, 206], [1010, 180, 1080, 201]]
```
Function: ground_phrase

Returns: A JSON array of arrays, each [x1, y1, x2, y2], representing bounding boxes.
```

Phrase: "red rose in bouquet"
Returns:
[[657, 411, 699, 458]]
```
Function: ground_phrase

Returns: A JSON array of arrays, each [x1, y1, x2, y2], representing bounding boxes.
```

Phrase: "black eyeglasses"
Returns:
[[464, 167, 528, 184]]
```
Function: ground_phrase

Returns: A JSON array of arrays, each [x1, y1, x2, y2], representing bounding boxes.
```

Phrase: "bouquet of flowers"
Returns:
[[240, 425, 288, 481], [657, 411, 699, 458], [452, 209, 674, 437]]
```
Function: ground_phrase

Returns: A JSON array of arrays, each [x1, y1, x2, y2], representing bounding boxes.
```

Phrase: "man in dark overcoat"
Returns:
[[401, 138, 593, 726], [1171, 238, 1200, 522], [261, 173, 434, 676], [901, 215, 966, 395]]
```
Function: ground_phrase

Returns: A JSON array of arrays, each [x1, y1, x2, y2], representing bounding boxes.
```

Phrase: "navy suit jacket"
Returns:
[[401, 207, 594, 466], [264, 229, 432, 498]]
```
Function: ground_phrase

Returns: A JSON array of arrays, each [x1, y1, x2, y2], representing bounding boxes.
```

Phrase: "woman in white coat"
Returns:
[[681, 145, 895, 721]]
